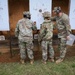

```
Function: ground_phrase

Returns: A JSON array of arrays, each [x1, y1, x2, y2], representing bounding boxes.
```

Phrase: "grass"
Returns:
[[0, 57, 75, 75]]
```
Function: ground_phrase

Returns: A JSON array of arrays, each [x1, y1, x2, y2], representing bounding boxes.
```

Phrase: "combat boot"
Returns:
[[42, 60, 47, 64], [43, 61, 46, 64], [20, 59, 25, 64], [30, 59, 34, 65], [49, 58, 54, 62], [56, 58, 63, 64]]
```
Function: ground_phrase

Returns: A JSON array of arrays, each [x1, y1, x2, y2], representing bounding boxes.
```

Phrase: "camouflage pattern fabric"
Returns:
[[56, 13, 71, 38], [15, 18, 37, 60], [42, 11, 51, 18], [39, 20, 53, 41], [41, 40, 54, 61], [58, 38, 67, 59], [39, 19, 54, 61], [15, 18, 37, 42], [19, 41, 34, 60], [55, 13, 71, 59]]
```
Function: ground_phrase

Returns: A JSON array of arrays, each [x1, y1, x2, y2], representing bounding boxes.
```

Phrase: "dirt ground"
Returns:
[[0, 45, 75, 63]]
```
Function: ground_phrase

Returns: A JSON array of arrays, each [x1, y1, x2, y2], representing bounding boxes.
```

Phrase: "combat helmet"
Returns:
[[23, 11, 31, 19], [26, 11, 31, 18], [42, 11, 51, 18], [53, 7, 61, 13]]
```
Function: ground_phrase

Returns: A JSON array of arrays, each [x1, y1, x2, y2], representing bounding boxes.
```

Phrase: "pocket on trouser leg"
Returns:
[[20, 49, 26, 59], [27, 49, 34, 59], [60, 48, 67, 59]]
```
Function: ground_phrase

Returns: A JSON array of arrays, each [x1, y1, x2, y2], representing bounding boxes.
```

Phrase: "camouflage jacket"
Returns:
[[15, 18, 37, 42], [39, 19, 53, 41], [55, 13, 71, 38]]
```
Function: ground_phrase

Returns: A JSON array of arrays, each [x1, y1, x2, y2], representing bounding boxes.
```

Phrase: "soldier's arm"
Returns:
[[38, 24, 43, 42], [15, 23, 19, 37], [38, 24, 46, 41], [51, 17, 57, 29], [43, 23, 53, 40], [31, 21, 37, 30], [40, 24, 46, 36], [63, 18, 71, 36]]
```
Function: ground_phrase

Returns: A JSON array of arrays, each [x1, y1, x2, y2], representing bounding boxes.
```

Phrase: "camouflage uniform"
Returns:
[[15, 11, 37, 60], [39, 12, 54, 61], [55, 13, 71, 59]]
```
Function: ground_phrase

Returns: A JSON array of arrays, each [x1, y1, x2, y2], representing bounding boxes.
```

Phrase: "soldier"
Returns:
[[39, 11, 54, 64], [53, 7, 71, 63], [15, 11, 37, 64]]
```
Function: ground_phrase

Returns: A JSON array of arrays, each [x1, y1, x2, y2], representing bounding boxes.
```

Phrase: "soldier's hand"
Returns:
[[66, 36, 70, 40], [33, 21, 36, 25], [47, 37, 51, 40]]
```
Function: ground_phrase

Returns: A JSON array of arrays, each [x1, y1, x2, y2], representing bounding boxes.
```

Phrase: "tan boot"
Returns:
[[50, 58, 54, 62], [42, 60, 47, 64], [56, 58, 63, 64], [20, 59, 25, 64], [43, 61, 46, 64], [30, 59, 34, 65]]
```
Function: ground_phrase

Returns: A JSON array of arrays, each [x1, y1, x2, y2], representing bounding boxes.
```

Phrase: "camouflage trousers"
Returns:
[[19, 41, 34, 60], [58, 38, 67, 59], [41, 39, 54, 61]]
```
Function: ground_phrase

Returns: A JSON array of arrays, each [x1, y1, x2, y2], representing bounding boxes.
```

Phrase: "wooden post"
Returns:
[[8, 31, 13, 58]]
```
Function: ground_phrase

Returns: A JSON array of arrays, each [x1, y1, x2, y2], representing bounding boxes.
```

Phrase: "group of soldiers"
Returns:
[[15, 7, 71, 64]]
